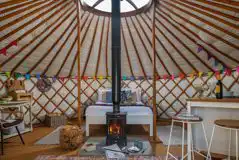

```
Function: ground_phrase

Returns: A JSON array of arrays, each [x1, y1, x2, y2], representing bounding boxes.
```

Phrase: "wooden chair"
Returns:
[[0, 109, 25, 155]]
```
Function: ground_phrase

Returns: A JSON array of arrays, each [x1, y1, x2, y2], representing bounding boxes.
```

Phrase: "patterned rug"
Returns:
[[35, 155, 165, 160], [78, 137, 153, 156]]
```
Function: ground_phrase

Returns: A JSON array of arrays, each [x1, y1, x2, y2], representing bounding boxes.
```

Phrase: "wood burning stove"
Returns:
[[106, 0, 127, 147], [106, 112, 127, 147]]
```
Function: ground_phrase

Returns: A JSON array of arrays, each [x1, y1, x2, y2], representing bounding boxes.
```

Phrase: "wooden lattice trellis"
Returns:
[[0, 71, 238, 124]]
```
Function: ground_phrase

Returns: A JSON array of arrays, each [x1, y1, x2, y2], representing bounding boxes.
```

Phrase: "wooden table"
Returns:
[[186, 98, 239, 160], [0, 101, 33, 140]]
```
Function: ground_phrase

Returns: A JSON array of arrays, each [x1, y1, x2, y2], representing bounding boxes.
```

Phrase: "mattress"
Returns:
[[85, 105, 153, 116]]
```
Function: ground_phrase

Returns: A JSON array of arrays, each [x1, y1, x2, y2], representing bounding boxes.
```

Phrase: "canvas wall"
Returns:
[[0, 71, 238, 124]]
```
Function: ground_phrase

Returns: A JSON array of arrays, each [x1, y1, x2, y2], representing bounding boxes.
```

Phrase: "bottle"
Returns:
[[215, 79, 223, 99]]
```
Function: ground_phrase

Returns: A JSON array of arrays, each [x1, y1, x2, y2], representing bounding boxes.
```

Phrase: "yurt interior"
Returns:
[[0, 0, 239, 159]]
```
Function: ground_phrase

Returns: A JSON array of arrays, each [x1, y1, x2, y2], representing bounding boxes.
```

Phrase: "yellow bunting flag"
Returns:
[[208, 72, 213, 78], [99, 76, 104, 80], [198, 72, 203, 78], [5, 72, 10, 78]]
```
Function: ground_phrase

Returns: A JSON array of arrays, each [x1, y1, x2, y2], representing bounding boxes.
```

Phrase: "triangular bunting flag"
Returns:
[[156, 75, 160, 80], [179, 73, 185, 79], [208, 72, 213, 78], [99, 76, 104, 80], [171, 74, 175, 80], [52, 76, 57, 83], [10, 40, 17, 47], [225, 68, 232, 76], [237, 66, 239, 73], [36, 73, 41, 79], [163, 75, 168, 80], [122, 76, 127, 80], [25, 74, 30, 80], [59, 76, 65, 82], [130, 76, 135, 81], [0, 48, 7, 56], [207, 54, 212, 61], [197, 45, 203, 53], [5, 72, 11, 78], [198, 72, 203, 78]]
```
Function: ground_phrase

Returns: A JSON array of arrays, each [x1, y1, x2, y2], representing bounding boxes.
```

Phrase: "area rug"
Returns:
[[157, 125, 187, 146], [35, 155, 166, 160], [78, 137, 153, 156], [35, 125, 86, 145]]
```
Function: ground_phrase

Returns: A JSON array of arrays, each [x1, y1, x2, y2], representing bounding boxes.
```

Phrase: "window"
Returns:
[[81, 0, 152, 16]]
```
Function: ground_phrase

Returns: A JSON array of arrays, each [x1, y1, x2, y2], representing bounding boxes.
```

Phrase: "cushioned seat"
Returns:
[[172, 116, 203, 122], [215, 119, 239, 129], [2, 119, 23, 128]]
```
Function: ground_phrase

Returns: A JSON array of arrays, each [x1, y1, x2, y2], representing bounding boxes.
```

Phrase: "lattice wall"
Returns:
[[0, 71, 238, 124]]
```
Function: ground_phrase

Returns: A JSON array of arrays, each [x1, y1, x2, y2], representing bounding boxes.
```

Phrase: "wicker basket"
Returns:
[[45, 113, 66, 127]]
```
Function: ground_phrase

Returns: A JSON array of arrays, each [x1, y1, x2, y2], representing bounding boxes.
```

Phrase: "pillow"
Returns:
[[106, 91, 112, 103], [97, 88, 111, 102]]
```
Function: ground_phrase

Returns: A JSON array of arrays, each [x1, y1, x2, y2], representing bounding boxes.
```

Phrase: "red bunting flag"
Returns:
[[156, 75, 160, 80], [225, 68, 232, 76], [0, 48, 7, 56], [59, 77, 65, 82], [10, 40, 17, 46], [163, 75, 168, 80], [171, 74, 175, 80], [83, 76, 88, 80], [179, 73, 185, 79]]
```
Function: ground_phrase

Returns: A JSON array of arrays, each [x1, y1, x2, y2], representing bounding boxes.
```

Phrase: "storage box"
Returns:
[[45, 113, 66, 127], [2, 120, 25, 135]]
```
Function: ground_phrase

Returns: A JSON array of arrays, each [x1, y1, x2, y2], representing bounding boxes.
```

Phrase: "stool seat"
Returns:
[[215, 119, 239, 129], [172, 116, 203, 122]]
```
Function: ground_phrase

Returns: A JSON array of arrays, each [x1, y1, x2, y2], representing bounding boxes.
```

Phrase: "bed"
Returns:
[[85, 88, 153, 137]]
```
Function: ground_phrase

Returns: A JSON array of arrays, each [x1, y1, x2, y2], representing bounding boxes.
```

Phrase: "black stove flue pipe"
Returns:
[[111, 0, 121, 113]]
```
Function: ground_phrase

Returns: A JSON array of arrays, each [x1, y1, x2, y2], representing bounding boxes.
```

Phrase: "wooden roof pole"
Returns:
[[76, 0, 82, 125], [151, 0, 159, 143]]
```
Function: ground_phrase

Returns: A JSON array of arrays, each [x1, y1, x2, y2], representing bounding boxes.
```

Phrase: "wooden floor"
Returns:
[[0, 121, 191, 160]]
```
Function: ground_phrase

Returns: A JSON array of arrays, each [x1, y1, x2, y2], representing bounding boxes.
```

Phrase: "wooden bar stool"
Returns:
[[207, 119, 239, 160], [166, 116, 210, 160]]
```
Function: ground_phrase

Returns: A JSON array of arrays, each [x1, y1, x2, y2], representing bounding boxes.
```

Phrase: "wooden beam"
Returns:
[[1, 3, 74, 68], [68, 12, 93, 77], [76, 0, 82, 125], [161, 0, 239, 42], [156, 8, 233, 69], [0, 0, 70, 42], [124, 17, 147, 78], [137, 15, 170, 75], [158, 5, 239, 64], [105, 17, 110, 77], [1, 1, 73, 52], [28, 15, 77, 74], [121, 25, 134, 76], [160, 3, 239, 50], [42, 22, 78, 75], [171, 0, 238, 30], [152, 0, 158, 142], [81, 16, 100, 76], [95, 17, 105, 77]]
